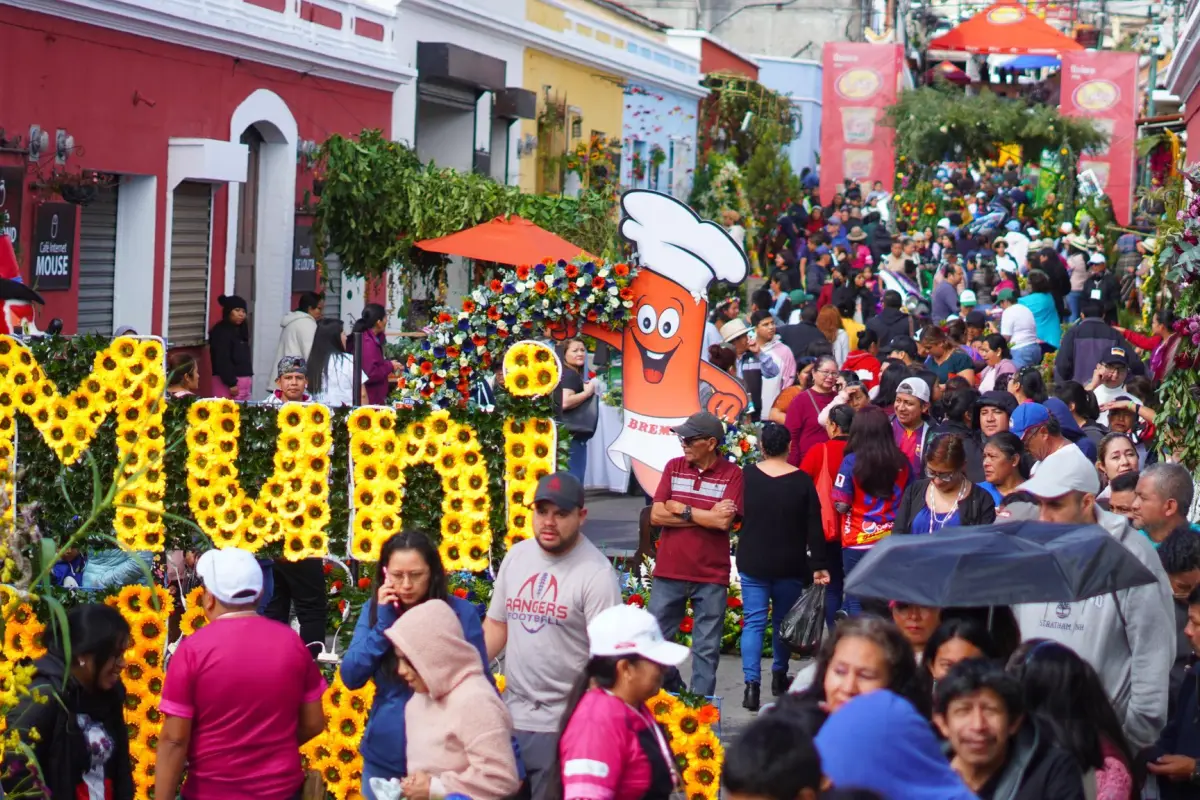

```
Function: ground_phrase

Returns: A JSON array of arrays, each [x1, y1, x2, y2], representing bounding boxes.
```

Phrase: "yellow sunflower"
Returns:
[[689, 731, 723, 765], [668, 706, 703, 744], [648, 689, 677, 720], [682, 763, 720, 799]]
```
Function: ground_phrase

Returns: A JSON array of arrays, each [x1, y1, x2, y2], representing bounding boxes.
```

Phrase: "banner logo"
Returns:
[[1072, 79, 1120, 112], [836, 68, 882, 100], [986, 6, 1025, 24]]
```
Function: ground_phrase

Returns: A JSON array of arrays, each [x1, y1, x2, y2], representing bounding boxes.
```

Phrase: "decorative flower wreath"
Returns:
[[186, 400, 332, 559], [648, 689, 722, 800], [399, 257, 637, 406]]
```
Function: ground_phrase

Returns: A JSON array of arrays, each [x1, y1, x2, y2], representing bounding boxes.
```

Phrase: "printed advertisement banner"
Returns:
[[820, 43, 903, 205], [1060, 51, 1139, 225]]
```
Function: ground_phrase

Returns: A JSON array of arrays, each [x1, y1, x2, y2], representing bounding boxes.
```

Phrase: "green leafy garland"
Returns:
[[311, 130, 619, 284]]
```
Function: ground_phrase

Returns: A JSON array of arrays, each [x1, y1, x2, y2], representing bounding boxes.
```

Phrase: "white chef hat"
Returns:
[[619, 191, 749, 295]]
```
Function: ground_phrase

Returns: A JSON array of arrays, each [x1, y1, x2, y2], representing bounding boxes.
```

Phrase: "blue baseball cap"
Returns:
[[1009, 403, 1051, 439], [816, 245, 832, 256]]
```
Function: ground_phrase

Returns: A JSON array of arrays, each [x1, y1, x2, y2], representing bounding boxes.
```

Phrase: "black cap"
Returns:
[[532, 472, 585, 512], [965, 309, 987, 327], [882, 335, 919, 361], [1101, 346, 1128, 365], [671, 411, 725, 442]]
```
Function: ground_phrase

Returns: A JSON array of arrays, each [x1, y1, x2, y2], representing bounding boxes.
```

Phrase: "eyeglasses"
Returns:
[[814, 369, 839, 377], [680, 435, 711, 446], [925, 466, 960, 482]]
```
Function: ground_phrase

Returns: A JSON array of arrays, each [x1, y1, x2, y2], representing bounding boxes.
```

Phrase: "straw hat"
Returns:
[[848, 226, 868, 242]]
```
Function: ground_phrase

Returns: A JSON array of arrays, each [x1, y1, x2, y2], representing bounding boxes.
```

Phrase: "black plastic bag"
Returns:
[[779, 583, 826, 657]]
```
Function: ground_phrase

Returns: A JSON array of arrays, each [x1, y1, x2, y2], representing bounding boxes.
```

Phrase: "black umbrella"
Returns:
[[843, 521, 1158, 607]]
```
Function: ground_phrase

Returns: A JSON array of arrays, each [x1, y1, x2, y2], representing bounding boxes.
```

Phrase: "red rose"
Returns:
[[516, 264, 532, 280], [679, 617, 694, 633], [727, 596, 743, 609], [489, 279, 504, 293], [338, 599, 347, 614], [534, 280, 549, 295], [331, 580, 344, 592], [357, 577, 371, 590], [626, 594, 645, 607], [323, 563, 333, 575], [453, 587, 468, 598]]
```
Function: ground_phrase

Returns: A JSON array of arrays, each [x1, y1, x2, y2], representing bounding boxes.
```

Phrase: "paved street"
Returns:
[[580, 490, 794, 743]]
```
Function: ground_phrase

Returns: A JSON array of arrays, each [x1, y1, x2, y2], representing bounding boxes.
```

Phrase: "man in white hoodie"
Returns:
[[274, 291, 322, 366], [1012, 443, 1174, 751]]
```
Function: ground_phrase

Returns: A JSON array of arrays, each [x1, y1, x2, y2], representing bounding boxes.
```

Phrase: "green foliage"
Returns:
[[883, 86, 1108, 179], [742, 128, 802, 235], [312, 130, 619, 285], [698, 73, 798, 168]]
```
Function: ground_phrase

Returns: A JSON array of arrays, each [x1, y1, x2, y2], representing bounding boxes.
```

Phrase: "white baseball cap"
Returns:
[[936, 217, 951, 229], [1089, 253, 1107, 265], [960, 289, 978, 306], [196, 548, 263, 606], [896, 377, 931, 404], [1017, 443, 1100, 499], [1059, 222, 1074, 234], [588, 604, 689, 666]]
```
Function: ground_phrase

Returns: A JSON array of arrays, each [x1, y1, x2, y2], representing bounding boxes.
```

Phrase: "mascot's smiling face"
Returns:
[[631, 294, 684, 384]]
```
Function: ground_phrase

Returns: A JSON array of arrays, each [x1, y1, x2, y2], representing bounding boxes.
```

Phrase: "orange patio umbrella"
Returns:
[[929, 2, 1083, 55], [415, 216, 594, 266]]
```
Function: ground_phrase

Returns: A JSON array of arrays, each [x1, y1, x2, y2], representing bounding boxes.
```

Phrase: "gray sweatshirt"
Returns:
[[1012, 507, 1174, 751]]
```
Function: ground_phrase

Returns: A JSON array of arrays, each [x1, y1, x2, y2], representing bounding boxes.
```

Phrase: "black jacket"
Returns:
[[976, 722, 1086, 800], [1151, 665, 1200, 799], [892, 478, 996, 535], [1082, 271, 1122, 323], [2, 654, 135, 800], [208, 319, 254, 386], [1054, 318, 1143, 385], [780, 322, 829, 361], [866, 307, 913, 348]]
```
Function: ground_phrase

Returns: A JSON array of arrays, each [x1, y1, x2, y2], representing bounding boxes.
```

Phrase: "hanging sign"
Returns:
[[292, 222, 317, 293], [31, 203, 75, 291]]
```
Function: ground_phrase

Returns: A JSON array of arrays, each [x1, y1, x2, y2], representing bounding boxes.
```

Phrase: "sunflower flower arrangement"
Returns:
[[2, 602, 47, 661], [647, 689, 722, 800], [502, 418, 557, 548], [0, 336, 166, 549], [186, 400, 332, 558], [300, 673, 375, 800], [179, 586, 208, 636], [503, 342, 561, 398], [348, 408, 493, 565], [106, 585, 173, 798]]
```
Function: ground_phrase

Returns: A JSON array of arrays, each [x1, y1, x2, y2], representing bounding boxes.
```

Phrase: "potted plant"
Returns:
[[38, 169, 114, 206]]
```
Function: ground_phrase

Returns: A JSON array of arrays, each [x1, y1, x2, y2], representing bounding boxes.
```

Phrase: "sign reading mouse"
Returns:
[[31, 203, 75, 292]]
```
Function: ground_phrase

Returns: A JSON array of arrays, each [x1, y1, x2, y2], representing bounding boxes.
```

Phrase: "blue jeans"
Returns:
[[842, 547, 871, 616], [1011, 343, 1042, 369], [1067, 290, 1082, 322], [648, 578, 727, 697], [567, 437, 588, 482], [824, 538, 844, 628], [740, 574, 806, 683], [257, 558, 274, 615]]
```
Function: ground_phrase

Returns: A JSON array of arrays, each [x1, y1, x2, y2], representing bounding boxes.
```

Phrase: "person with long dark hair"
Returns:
[[209, 294, 253, 399], [893, 434, 995, 536], [1009, 366, 1048, 405], [871, 358, 907, 415], [1054, 381, 1106, 451], [167, 351, 200, 398], [1008, 640, 1139, 799], [307, 317, 368, 407], [978, 334, 1017, 394], [785, 354, 840, 465], [931, 388, 985, 483], [922, 615, 1005, 684], [2, 603, 134, 799], [555, 338, 599, 482], [832, 406, 912, 614], [340, 531, 492, 800], [352, 303, 403, 405], [552, 605, 688, 800], [739, 422, 828, 710]]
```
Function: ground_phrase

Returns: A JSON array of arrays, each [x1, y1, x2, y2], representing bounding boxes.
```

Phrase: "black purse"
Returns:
[[561, 391, 599, 440]]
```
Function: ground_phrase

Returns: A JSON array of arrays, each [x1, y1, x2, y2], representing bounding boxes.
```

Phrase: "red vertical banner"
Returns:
[[820, 42, 902, 205], [1060, 51, 1139, 225]]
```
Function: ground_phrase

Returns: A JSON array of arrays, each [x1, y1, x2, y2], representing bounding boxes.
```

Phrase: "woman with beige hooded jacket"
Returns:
[[384, 599, 520, 800]]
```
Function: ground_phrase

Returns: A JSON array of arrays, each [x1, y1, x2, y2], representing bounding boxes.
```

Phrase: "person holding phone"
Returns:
[[340, 531, 496, 800]]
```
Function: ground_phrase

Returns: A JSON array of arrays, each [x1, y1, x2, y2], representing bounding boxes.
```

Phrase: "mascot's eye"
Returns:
[[636, 305, 657, 334], [658, 308, 680, 338]]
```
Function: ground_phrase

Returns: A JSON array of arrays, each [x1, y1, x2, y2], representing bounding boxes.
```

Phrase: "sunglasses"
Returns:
[[680, 435, 713, 446]]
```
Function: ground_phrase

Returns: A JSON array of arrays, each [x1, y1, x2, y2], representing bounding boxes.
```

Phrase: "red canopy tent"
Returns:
[[929, 2, 1084, 55], [415, 216, 593, 266]]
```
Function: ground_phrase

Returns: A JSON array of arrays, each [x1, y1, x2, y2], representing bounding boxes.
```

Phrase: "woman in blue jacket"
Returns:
[[340, 530, 491, 800], [1018, 269, 1062, 350]]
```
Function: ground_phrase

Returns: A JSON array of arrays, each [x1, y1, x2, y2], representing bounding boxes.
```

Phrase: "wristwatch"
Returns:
[[680, 505, 693, 523]]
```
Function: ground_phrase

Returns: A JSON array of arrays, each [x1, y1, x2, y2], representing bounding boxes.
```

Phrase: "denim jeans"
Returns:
[[739, 574, 806, 683], [567, 437, 588, 482], [823, 537, 844, 628], [649, 578, 727, 697], [360, 760, 394, 800], [1067, 290, 1082, 323], [1010, 343, 1043, 369], [256, 558, 274, 615], [841, 547, 872, 616]]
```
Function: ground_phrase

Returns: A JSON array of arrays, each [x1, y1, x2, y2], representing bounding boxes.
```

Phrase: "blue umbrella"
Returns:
[[844, 521, 1158, 607], [1005, 54, 1060, 70]]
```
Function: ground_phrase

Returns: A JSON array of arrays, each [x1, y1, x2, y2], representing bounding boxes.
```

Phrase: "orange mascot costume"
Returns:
[[575, 190, 748, 496]]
